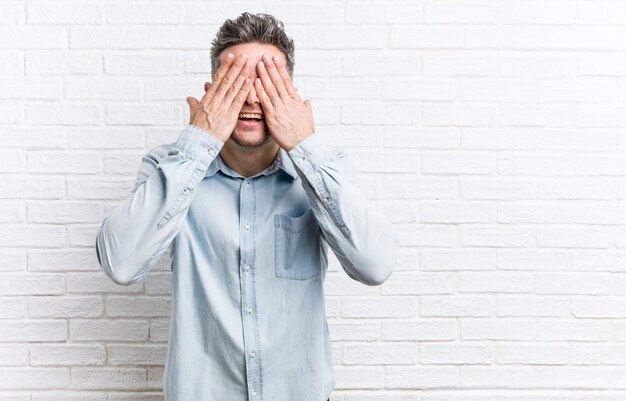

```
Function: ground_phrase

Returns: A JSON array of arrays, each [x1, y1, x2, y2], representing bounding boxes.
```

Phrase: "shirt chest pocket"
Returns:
[[274, 208, 322, 281]]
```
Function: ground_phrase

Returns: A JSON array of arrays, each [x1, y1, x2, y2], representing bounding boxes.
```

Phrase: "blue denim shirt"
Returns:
[[95, 124, 399, 401]]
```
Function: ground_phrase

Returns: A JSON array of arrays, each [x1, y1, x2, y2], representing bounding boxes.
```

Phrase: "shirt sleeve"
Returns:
[[95, 124, 224, 286], [286, 133, 400, 286]]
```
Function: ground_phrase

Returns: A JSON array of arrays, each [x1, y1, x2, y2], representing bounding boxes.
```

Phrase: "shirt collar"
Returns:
[[204, 147, 298, 181]]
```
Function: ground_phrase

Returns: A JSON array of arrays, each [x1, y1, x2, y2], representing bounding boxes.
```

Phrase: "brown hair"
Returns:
[[210, 12, 296, 79]]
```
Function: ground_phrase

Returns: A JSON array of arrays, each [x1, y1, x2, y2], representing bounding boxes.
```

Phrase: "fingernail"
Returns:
[[227, 53, 233, 59], [242, 52, 248, 58], [263, 54, 270, 61], [273, 55, 279, 63]]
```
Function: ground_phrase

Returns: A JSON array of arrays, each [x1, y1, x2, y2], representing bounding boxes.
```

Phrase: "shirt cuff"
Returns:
[[287, 133, 339, 172], [174, 124, 224, 165]]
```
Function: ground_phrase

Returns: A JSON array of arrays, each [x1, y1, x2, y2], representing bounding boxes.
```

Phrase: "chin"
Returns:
[[230, 128, 272, 148]]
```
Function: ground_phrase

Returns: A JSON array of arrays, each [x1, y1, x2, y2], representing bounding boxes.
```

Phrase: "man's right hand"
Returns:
[[185, 52, 253, 143]]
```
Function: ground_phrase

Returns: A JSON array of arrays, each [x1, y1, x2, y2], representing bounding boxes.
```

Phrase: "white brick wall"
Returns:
[[3, 0, 626, 399]]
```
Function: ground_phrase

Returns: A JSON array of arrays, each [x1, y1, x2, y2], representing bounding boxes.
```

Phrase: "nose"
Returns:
[[245, 69, 260, 105], [246, 84, 259, 104]]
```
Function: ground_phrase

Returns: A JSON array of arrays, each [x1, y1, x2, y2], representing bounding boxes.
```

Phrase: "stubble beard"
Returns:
[[229, 123, 273, 148]]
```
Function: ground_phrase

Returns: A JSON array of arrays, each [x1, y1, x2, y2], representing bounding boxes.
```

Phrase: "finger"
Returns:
[[228, 77, 254, 115], [254, 77, 276, 117], [257, 59, 282, 107], [204, 82, 211, 92], [272, 55, 299, 99], [261, 55, 290, 101], [204, 52, 235, 101], [213, 53, 250, 105], [222, 62, 253, 109]]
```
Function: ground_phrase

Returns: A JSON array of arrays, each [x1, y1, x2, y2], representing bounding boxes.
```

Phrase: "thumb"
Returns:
[[186, 96, 200, 124], [186, 96, 199, 109]]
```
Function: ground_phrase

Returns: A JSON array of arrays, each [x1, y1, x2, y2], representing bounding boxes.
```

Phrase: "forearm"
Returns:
[[287, 134, 399, 286], [95, 125, 223, 285]]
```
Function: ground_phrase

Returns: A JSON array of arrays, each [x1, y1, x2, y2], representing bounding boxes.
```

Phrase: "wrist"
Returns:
[[190, 123, 227, 144]]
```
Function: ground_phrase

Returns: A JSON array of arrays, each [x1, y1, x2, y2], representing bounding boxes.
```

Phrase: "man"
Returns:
[[95, 12, 399, 401]]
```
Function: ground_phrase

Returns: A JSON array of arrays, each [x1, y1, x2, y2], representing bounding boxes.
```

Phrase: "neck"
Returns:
[[219, 139, 280, 178]]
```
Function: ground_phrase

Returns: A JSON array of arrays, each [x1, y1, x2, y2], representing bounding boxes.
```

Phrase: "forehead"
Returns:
[[219, 42, 285, 63]]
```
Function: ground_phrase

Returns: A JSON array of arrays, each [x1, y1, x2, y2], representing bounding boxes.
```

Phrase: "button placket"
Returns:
[[239, 178, 262, 400]]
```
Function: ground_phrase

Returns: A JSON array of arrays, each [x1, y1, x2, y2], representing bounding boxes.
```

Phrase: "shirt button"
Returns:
[[322, 196, 329, 203], [208, 148, 217, 156], [245, 182, 251, 188], [247, 307, 252, 314], [252, 390, 257, 397], [298, 157, 305, 163], [244, 223, 250, 230], [250, 351, 256, 358], [244, 264, 251, 271]]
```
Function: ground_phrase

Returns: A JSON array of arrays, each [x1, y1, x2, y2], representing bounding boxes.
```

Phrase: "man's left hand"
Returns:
[[255, 54, 315, 152]]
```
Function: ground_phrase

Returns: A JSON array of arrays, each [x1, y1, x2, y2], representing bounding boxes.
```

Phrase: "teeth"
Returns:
[[239, 113, 263, 120]]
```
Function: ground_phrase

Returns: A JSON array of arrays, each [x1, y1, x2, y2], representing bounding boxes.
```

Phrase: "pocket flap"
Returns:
[[273, 208, 316, 233]]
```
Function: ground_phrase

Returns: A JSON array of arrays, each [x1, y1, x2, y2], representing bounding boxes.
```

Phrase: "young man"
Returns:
[[95, 12, 399, 401]]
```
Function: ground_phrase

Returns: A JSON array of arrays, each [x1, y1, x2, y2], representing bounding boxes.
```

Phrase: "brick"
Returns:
[[381, 272, 456, 295], [106, 345, 167, 365], [309, 25, 387, 49], [461, 318, 535, 340], [420, 343, 492, 364], [107, 3, 183, 24], [0, 225, 67, 248], [269, 3, 344, 23], [421, 249, 495, 271], [26, 103, 102, 125], [382, 319, 457, 341], [384, 127, 460, 149], [386, 366, 459, 388], [70, 320, 149, 341], [390, 26, 464, 48], [461, 225, 535, 247], [25, 52, 102, 75], [421, 295, 493, 317], [0, 201, 24, 225], [343, 342, 417, 365], [27, 151, 101, 174], [105, 104, 181, 125], [423, 51, 499, 76], [0, 368, 69, 389], [342, 297, 417, 318], [27, 2, 103, 24], [497, 296, 569, 317], [106, 297, 171, 318], [495, 343, 568, 364], [0, 28, 66, 49], [346, 2, 418, 23], [30, 344, 105, 366], [423, 1, 499, 24], [0, 321, 67, 342], [104, 54, 182, 76], [70, 27, 146, 49]]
